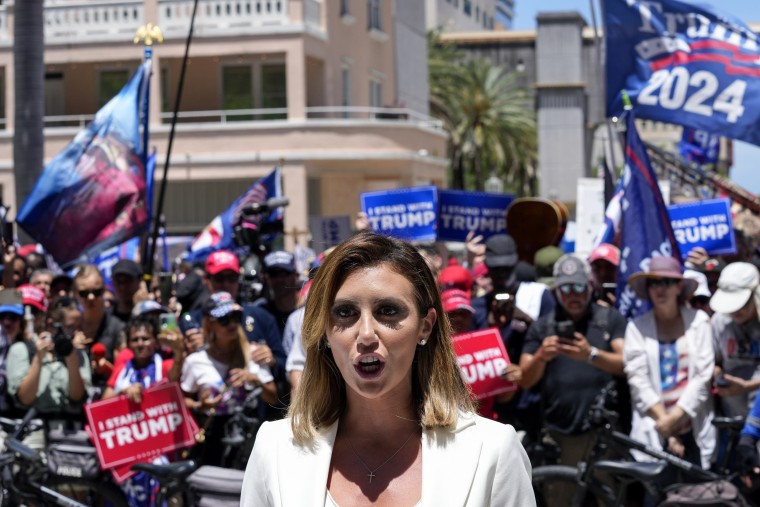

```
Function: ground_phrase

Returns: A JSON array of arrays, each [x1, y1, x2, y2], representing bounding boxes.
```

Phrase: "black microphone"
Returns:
[[241, 196, 290, 216]]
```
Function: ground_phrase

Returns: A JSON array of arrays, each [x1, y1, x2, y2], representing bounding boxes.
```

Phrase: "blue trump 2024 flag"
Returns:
[[606, 0, 760, 146], [186, 167, 283, 262], [616, 113, 682, 319], [17, 61, 152, 267]]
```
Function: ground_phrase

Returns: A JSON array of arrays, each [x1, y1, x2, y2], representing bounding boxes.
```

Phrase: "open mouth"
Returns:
[[354, 355, 385, 378]]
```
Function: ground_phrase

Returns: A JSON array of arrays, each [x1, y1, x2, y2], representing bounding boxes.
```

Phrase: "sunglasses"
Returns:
[[0, 313, 20, 322], [78, 288, 105, 298], [215, 311, 242, 327], [646, 278, 679, 289], [558, 283, 587, 295]]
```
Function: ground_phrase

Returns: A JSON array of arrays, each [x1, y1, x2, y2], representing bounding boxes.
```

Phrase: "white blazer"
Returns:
[[623, 306, 716, 469], [240, 412, 535, 506]]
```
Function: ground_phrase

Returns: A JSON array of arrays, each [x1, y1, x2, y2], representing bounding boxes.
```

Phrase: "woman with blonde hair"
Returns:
[[241, 232, 533, 506], [181, 291, 276, 467]]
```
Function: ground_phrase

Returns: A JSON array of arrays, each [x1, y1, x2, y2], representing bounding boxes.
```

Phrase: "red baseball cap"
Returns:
[[588, 243, 620, 267], [441, 289, 474, 314], [205, 250, 240, 276], [437, 265, 473, 294], [18, 284, 47, 312], [472, 262, 489, 280]]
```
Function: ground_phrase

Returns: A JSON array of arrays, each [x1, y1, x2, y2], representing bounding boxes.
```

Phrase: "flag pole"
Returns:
[[134, 24, 162, 276], [145, 0, 200, 282], [589, 0, 620, 204]]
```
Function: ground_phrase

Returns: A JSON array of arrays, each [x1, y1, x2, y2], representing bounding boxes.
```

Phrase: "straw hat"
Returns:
[[627, 256, 698, 300]]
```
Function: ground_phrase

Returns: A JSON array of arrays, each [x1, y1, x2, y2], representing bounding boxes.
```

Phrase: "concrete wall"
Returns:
[[393, 0, 429, 115]]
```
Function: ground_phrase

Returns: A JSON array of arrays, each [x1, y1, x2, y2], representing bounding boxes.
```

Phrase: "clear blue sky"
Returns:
[[511, 1, 760, 195]]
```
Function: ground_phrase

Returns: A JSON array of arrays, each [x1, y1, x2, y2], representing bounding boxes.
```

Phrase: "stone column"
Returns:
[[535, 12, 588, 202]]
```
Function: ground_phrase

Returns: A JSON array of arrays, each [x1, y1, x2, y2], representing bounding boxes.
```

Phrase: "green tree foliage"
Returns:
[[428, 31, 537, 195]]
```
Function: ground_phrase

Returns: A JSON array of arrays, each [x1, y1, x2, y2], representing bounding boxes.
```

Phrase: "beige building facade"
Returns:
[[0, 0, 448, 247]]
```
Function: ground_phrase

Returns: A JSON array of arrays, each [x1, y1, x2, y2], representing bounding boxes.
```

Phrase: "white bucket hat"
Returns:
[[709, 262, 760, 314]]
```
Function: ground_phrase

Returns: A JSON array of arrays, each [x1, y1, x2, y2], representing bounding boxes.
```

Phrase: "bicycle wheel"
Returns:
[[532, 465, 611, 507], [42, 476, 128, 507]]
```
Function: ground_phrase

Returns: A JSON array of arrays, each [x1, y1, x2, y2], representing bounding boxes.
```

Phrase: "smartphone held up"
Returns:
[[159, 312, 179, 333]]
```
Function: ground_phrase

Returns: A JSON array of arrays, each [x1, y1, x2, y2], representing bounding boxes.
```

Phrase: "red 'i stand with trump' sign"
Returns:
[[451, 328, 517, 400]]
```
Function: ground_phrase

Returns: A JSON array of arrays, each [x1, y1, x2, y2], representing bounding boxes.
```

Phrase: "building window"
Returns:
[[367, 0, 381, 30], [369, 79, 382, 108], [463, 0, 471, 16], [221, 62, 287, 121], [476, 6, 480, 21], [160, 66, 170, 112], [340, 0, 349, 16], [222, 65, 253, 120], [261, 63, 287, 119], [99, 69, 129, 108], [341, 66, 351, 117]]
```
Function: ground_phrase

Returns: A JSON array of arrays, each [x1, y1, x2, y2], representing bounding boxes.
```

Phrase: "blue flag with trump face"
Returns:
[[615, 113, 682, 319], [17, 61, 152, 268], [605, 0, 760, 147], [185, 167, 283, 262]]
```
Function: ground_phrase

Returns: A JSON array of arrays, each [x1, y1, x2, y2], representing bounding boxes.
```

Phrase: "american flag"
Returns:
[[185, 167, 282, 262]]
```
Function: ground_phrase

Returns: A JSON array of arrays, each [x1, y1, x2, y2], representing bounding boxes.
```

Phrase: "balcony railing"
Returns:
[[40, 107, 443, 130], [19, 0, 312, 45], [158, 0, 291, 37], [45, 1, 144, 44]]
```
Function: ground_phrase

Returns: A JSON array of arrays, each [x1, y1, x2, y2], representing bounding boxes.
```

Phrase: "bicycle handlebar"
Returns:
[[586, 383, 723, 482], [11, 407, 38, 441], [5, 437, 39, 464]]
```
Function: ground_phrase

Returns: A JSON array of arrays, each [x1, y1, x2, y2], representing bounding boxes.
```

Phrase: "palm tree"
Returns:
[[13, 0, 45, 228], [428, 31, 537, 194], [428, 30, 468, 189]]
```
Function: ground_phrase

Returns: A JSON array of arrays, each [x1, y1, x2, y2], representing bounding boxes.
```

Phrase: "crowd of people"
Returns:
[[0, 218, 759, 504]]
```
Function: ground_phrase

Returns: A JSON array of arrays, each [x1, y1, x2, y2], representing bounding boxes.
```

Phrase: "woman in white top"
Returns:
[[624, 255, 715, 469], [241, 232, 534, 506], [181, 291, 276, 467]]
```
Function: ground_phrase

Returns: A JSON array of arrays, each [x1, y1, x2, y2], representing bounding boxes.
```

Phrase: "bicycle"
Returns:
[[0, 408, 127, 506], [531, 384, 747, 507]]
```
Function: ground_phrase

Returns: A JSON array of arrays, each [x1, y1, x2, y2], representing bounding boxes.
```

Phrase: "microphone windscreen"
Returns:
[[91, 342, 106, 359]]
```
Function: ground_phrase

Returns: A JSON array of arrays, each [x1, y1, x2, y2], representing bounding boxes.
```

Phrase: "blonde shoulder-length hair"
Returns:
[[288, 231, 474, 445], [201, 312, 250, 371]]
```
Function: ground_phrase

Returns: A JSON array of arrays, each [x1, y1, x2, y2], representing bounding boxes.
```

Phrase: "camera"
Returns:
[[52, 323, 74, 357], [556, 320, 576, 340]]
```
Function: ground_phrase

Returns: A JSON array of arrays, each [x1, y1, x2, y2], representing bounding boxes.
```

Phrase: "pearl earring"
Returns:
[[418, 339, 427, 346]]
